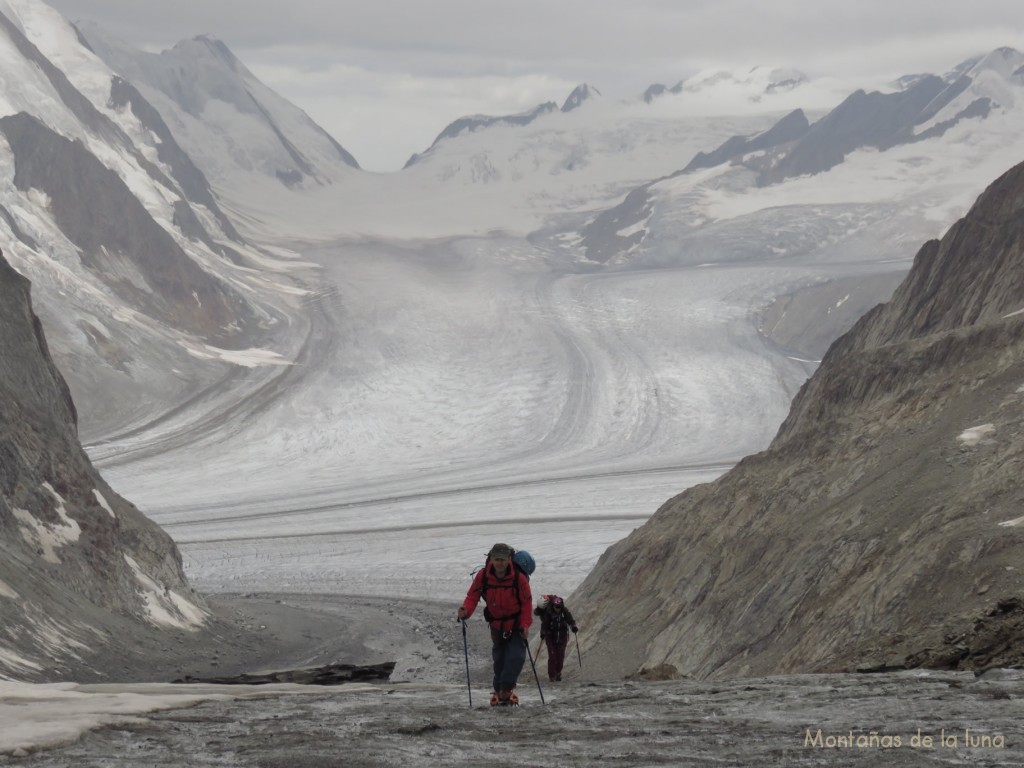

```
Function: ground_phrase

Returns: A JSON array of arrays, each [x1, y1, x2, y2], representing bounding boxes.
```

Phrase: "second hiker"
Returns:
[[535, 594, 578, 681], [457, 542, 533, 706]]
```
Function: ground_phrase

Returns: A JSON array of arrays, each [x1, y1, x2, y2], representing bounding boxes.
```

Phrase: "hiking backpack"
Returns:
[[474, 546, 535, 623]]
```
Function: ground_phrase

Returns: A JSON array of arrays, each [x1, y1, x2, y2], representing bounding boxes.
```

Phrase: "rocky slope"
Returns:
[[0, 249, 216, 681], [572, 159, 1024, 680]]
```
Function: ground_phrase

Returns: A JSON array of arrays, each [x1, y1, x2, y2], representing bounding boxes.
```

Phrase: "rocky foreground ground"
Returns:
[[3, 594, 1023, 766], [5, 669, 1023, 767]]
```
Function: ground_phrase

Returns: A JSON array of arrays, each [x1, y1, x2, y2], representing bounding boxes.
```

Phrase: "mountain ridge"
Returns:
[[574, 46, 1024, 286]]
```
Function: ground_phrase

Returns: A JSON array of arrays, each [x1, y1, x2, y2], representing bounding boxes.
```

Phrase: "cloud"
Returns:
[[49, 1, 1024, 73]]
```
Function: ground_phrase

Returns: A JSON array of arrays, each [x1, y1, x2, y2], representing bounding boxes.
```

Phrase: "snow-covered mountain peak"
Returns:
[[74, 21, 361, 193], [82, 28, 268, 121], [965, 46, 1024, 81], [177, 34, 239, 67], [914, 46, 1023, 133]]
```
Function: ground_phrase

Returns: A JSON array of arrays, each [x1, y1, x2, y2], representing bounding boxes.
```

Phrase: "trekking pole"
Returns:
[[524, 636, 546, 705], [460, 619, 472, 707], [574, 631, 583, 669]]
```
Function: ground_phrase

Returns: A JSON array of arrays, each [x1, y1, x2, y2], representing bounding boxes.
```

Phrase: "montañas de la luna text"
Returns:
[[804, 729, 1005, 749]]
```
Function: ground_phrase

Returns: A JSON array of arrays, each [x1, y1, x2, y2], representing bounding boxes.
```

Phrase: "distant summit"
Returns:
[[76, 24, 361, 186], [404, 102, 558, 167], [642, 81, 683, 103], [405, 82, 603, 167], [562, 83, 600, 112]]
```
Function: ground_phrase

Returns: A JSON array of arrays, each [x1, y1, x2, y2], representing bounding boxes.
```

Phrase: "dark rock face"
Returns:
[[0, 251, 208, 681], [683, 109, 810, 174], [579, 186, 656, 264], [573, 160, 1024, 680], [762, 75, 950, 183]]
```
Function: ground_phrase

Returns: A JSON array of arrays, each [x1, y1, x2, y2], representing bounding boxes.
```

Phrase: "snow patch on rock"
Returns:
[[123, 556, 208, 630]]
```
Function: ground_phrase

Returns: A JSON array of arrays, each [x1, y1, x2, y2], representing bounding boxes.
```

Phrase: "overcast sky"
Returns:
[[44, 0, 1024, 172]]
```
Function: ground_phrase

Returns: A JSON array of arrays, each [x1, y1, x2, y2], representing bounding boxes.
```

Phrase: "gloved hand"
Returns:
[[457, 606, 468, 621], [571, 625, 578, 633], [520, 627, 529, 639]]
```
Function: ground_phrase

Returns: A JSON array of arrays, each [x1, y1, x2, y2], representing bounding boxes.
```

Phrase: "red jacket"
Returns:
[[461, 562, 533, 635]]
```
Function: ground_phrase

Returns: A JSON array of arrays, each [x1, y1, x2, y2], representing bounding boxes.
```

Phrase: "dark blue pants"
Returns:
[[490, 630, 526, 692]]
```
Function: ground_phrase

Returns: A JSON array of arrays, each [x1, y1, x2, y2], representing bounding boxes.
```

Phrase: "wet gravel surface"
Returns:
[[6, 669, 1023, 767]]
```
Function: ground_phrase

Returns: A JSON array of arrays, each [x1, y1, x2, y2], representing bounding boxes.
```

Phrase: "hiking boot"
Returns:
[[496, 689, 519, 706], [489, 691, 500, 707]]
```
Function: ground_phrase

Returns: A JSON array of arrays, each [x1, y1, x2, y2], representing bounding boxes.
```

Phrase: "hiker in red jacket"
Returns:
[[457, 542, 533, 706]]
